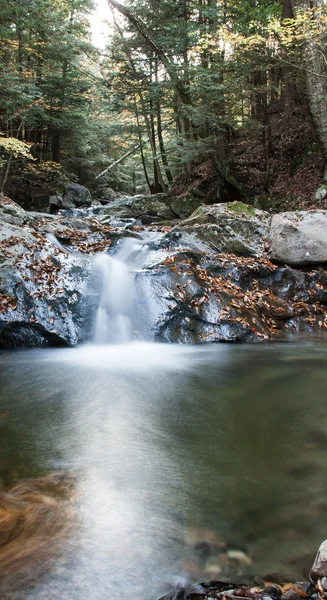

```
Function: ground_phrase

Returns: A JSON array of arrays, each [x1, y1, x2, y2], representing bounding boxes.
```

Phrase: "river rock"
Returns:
[[310, 540, 327, 581], [269, 211, 327, 265], [63, 183, 92, 207], [49, 194, 76, 211], [0, 196, 28, 226], [135, 239, 327, 343], [170, 194, 202, 219], [102, 193, 174, 224], [0, 220, 93, 348], [2, 200, 327, 348], [180, 202, 269, 258]]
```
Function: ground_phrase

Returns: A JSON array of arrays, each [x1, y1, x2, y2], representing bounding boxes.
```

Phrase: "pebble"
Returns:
[[280, 589, 301, 600], [262, 585, 282, 600]]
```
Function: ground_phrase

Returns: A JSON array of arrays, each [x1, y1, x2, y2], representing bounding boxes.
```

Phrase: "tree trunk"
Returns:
[[291, 0, 327, 169], [112, 12, 166, 192]]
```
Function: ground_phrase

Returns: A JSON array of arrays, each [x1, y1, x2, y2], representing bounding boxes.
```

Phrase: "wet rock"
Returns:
[[63, 183, 92, 207], [181, 202, 269, 258], [203, 558, 223, 577], [0, 221, 93, 348], [49, 195, 63, 209], [49, 194, 76, 211], [310, 540, 327, 581], [269, 211, 327, 265], [102, 194, 174, 224], [134, 247, 327, 344], [227, 549, 253, 568]]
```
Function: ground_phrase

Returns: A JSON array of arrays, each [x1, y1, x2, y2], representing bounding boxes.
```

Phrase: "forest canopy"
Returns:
[[1, 0, 327, 207]]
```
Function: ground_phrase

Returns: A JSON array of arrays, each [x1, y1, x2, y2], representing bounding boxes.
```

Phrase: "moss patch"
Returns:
[[226, 202, 256, 217]]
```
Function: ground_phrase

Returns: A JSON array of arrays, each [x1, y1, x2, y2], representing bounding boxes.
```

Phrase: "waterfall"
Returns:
[[93, 237, 148, 344]]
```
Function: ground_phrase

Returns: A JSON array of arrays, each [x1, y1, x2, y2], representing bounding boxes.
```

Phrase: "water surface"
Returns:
[[1, 340, 327, 598]]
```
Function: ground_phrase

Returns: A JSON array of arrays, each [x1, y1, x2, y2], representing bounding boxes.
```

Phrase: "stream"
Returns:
[[1, 339, 327, 598]]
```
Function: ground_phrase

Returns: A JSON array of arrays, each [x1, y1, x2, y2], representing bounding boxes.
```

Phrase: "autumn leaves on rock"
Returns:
[[1, 196, 327, 347]]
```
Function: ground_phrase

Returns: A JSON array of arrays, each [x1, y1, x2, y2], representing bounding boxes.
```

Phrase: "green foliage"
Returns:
[[0, 0, 325, 201]]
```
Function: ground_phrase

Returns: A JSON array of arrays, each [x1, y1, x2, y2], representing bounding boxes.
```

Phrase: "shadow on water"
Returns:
[[1, 340, 327, 597]]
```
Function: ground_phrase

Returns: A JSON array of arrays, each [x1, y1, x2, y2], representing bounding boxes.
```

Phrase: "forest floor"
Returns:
[[172, 103, 326, 212]]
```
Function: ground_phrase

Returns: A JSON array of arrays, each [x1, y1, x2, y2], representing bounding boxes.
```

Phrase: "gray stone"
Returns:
[[181, 201, 270, 258], [102, 193, 174, 224], [315, 187, 327, 203], [310, 540, 327, 581], [49, 195, 63, 208], [63, 183, 92, 207], [170, 195, 202, 219], [269, 211, 327, 265], [0, 220, 92, 348], [0, 196, 27, 226]]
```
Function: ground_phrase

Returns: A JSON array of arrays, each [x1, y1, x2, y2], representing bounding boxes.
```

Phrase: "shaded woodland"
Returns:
[[1, 0, 327, 209]]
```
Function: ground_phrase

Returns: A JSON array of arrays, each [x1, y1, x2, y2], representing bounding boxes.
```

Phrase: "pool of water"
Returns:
[[1, 340, 327, 599]]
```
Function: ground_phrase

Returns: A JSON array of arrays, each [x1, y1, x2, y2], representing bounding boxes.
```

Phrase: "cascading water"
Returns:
[[93, 236, 152, 344]]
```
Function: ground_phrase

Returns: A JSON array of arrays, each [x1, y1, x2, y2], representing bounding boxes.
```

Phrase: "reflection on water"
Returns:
[[0, 473, 75, 595], [1, 341, 327, 598]]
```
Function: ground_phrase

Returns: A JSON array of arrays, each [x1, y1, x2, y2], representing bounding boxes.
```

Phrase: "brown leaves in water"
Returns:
[[0, 473, 75, 590]]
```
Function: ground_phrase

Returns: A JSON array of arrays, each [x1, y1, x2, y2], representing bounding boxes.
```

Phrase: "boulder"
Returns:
[[0, 196, 28, 226], [49, 195, 63, 209], [180, 202, 270, 258], [0, 220, 93, 348], [170, 195, 202, 219], [49, 194, 76, 211], [63, 183, 92, 207], [269, 211, 327, 265], [310, 539, 327, 581], [102, 194, 174, 224]]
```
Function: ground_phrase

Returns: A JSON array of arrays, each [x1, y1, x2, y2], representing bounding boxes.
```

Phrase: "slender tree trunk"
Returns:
[[1, 120, 24, 195], [135, 99, 151, 192], [280, 0, 298, 107], [112, 12, 166, 192], [291, 0, 327, 168], [156, 102, 173, 184]]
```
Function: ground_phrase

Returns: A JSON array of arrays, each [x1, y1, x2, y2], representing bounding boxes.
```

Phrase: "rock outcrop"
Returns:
[[2, 196, 327, 348], [269, 211, 327, 265], [136, 241, 327, 343], [180, 202, 269, 258], [0, 220, 92, 348]]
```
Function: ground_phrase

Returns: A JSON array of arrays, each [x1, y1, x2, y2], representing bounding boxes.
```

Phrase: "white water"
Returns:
[[93, 236, 158, 344]]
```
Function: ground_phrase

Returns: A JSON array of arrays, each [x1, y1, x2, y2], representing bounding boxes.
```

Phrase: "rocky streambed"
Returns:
[[1, 193, 327, 348], [159, 540, 327, 600]]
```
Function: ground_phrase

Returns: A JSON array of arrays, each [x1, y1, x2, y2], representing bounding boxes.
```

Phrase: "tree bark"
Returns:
[[291, 0, 327, 167]]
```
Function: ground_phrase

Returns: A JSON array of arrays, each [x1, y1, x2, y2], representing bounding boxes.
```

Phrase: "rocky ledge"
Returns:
[[1, 194, 327, 348]]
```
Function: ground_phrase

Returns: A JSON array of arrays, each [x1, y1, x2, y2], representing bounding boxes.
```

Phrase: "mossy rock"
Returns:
[[179, 202, 270, 258]]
